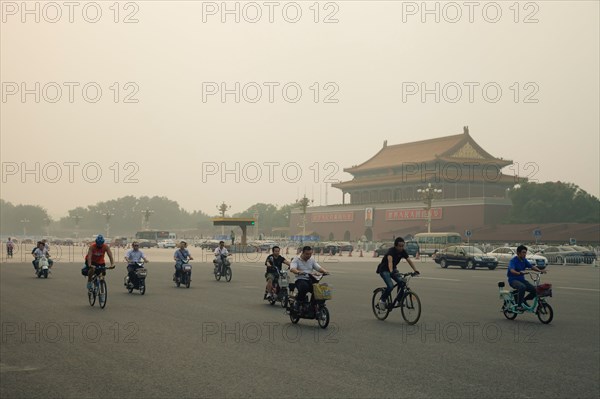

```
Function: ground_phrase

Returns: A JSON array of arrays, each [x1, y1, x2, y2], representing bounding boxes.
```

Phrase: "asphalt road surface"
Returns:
[[1, 259, 599, 398]]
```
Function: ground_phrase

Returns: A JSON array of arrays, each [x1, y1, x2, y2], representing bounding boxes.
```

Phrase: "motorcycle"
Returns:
[[498, 271, 554, 324], [214, 254, 232, 282], [36, 256, 50, 278], [265, 267, 291, 308], [286, 273, 331, 329], [124, 261, 147, 295], [174, 259, 192, 288]]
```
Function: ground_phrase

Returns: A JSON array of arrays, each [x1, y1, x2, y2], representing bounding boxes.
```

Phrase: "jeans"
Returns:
[[380, 270, 405, 302], [127, 263, 141, 284], [510, 279, 536, 305], [295, 278, 313, 303]]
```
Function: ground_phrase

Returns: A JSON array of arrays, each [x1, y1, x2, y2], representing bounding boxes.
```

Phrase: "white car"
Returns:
[[486, 247, 548, 269], [158, 239, 176, 249]]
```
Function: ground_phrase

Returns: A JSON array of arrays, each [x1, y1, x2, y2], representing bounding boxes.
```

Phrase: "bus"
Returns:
[[414, 232, 462, 256], [135, 231, 176, 242]]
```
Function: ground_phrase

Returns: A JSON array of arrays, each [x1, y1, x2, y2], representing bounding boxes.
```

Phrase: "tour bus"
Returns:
[[414, 232, 462, 256], [135, 231, 176, 242]]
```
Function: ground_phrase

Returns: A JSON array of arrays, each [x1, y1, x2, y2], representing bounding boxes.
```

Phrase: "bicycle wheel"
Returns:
[[536, 301, 553, 324], [502, 303, 517, 320], [400, 290, 421, 325], [225, 267, 232, 282], [317, 306, 330, 329], [99, 280, 108, 309], [371, 288, 390, 321], [88, 281, 96, 306]]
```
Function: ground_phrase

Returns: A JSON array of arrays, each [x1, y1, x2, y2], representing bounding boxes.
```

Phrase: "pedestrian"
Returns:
[[6, 237, 14, 258]]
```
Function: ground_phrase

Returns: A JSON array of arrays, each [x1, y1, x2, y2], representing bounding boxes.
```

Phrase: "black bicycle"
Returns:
[[372, 272, 421, 324]]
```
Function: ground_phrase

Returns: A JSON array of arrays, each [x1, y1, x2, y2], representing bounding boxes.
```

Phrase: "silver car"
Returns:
[[486, 247, 548, 269]]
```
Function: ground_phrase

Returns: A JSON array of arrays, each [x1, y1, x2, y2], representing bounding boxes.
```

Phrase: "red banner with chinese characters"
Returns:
[[311, 212, 355, 223], [385, 208, 443, 220]]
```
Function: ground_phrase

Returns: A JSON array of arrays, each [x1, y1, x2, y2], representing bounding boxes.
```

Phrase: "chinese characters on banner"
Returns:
[[311, 212, 354, 223], [385, 208, 443, 220]]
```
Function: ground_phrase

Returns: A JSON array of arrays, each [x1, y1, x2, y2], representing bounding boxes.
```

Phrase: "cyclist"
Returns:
[[174, 241, 193, 281], [290, 246, 329, 310], [376, 237, 420, 310], [124, 241, 149, 287], [85, 235, 115, 291], [508, 245, 546, 311], [213, 241, 231, 276], [264, 245, 291, 300]]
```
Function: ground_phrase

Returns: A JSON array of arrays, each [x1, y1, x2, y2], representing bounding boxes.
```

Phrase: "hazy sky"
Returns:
[[1, 0, 599, 219]]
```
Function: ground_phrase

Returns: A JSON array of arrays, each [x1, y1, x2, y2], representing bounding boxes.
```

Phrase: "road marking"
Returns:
[[555, 286, 600, 292], [0, 363, 38, 373], [417, 277, 461, 282]]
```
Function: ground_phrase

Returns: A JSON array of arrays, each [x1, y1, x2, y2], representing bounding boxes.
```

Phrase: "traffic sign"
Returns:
[[533, 229, 542, 238], [465, 230, 472, 238]]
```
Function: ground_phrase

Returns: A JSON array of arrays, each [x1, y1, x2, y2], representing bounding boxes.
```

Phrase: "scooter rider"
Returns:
[[174, 241, 193, 280], [290, 246, 329, 310], [124, 241, 149, 286], [32, 241, 53, 273], [508, 245, 546, 311], [264, 245, 291, 300], [213, 241, 231, 276]]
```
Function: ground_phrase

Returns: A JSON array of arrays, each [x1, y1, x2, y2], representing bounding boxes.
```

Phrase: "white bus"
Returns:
[[414, 232, 462, 256]]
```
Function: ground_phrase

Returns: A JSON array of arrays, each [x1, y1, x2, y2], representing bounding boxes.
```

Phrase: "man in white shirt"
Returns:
[[213, 241, 231, 275], [31, 241, 53, 273], [290, 246, 329, 306], [124, 242, 149, 286]]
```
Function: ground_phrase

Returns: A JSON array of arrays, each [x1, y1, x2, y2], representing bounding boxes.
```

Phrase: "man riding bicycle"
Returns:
[[174, 241, 193, 280], [264, 245, 291, 300], [290, 246, 329, 310], [213, 241, 231, 276], [124, 241, 149, 286], [84, 235, 115, 291], [508, 245, 546, 311], [376, 237, 420, 310]]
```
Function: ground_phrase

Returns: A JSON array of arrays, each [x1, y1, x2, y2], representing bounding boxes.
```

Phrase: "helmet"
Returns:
[[95, 235, 105, 246]]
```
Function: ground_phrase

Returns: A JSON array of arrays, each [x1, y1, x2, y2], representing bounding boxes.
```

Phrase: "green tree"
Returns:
[[507, 182, 600, 223]]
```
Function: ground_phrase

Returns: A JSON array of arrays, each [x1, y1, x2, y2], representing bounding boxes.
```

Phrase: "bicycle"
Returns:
[[372, 272, 421, 325], [498, 271, 553, 324], [88, 265, 114, 309]]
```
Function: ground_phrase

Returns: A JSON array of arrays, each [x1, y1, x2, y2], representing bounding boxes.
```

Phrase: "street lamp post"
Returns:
[[71, 215, 83, 240], [20, 219, 30, 237], [99, 210, 115, 238], [216, 202, 231, 235], [417, 183, 442, 233], [296, 195, 313, 244], [141, 207, 154, 230]]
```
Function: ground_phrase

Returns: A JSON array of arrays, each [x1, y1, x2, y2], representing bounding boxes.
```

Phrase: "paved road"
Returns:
[[1, 260, 599, 398]]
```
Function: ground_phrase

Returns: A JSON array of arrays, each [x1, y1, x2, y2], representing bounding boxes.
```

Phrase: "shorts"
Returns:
[[265, 273, 277, 282]]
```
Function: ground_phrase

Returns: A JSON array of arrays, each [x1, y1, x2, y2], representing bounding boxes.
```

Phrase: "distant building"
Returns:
[[290, 127, 523, 241]]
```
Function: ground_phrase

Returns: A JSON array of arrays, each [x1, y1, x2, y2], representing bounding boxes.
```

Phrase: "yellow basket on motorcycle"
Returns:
[[313, 283, 332, 300], [536, 283, 552, 297]]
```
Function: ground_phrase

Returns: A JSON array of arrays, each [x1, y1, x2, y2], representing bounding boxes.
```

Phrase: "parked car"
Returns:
[[434, 245, 498, 270], [374, 242, 394, 257], [336, 242, 354, 252], [535, 246, 587, 265], [486, 247, 548, 269], [571, 246, 597, 264], [158, 239, 176, 249], [300, 242, 339, 255], [138, 240, 157, 248]]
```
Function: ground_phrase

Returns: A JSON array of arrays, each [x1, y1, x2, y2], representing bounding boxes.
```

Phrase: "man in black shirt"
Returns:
[[376, 237, 419, 309], [264, 246, 291, 300]]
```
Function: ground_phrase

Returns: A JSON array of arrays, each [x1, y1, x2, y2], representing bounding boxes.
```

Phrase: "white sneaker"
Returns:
[[379, 300, 387, 310]]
